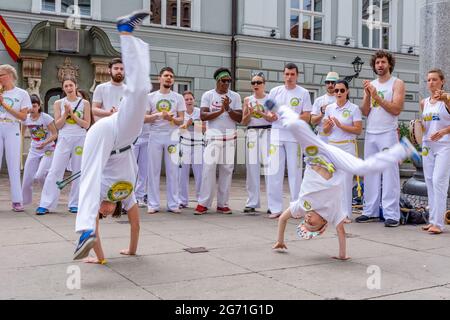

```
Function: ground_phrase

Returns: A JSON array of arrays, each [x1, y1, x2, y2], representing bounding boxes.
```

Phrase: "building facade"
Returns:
[[0, 0, 423, 170]]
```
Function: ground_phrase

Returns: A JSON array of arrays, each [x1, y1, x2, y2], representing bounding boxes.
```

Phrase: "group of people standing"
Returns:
[[0, 37, 449, 246]]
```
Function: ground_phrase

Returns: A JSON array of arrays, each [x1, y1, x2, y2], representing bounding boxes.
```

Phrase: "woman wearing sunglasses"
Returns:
[[241, 73, 272, 213], [323, 80, 363, 223]]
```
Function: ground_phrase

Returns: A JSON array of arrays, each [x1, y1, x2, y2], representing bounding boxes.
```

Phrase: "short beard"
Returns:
[[111, 74, 124, 83], [163, 84, 172, 89]]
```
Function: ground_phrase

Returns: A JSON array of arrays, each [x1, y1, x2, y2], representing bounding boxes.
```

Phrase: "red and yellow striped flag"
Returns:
[[0, 15, 21, 62]]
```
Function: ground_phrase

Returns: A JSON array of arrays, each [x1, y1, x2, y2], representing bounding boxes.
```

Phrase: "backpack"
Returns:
[[400, 208, 429, 225]]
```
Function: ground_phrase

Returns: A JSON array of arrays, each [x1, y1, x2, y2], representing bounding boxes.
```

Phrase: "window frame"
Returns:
[[149, 0, 194, 30], [359, 0, 395, 50], [150, 77, 193, 94], [40, 0, 93, 17], [286, 0, 326, 43]]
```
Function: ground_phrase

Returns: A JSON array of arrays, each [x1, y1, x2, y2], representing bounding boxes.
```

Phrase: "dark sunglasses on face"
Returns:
[[220, 79, 232, 84], [325, 81, 336, 85], [334, 88, 346, 94], [251, 81, 264, 85]]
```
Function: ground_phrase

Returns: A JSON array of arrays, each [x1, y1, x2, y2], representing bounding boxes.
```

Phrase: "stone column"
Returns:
[[419, 0, 450, 98]]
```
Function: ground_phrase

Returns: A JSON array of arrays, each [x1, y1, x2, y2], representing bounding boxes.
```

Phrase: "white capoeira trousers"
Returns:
[[0, 122, 22, 203], [277, 105, 410, 179], [422, 141, 450, 230], [76, 35, 150, 233], [328, 141, 357, 219], [39, 135, 85, 209], [246, 128, 270, 209], [198, 139, 236, 208], [179, 141, 203, 206], [22, 148, 53, 205], [363, 131, 401, 221], [133, 134, 149, 201], [267, 140, 302, 214], [147, 131, 180, 211]]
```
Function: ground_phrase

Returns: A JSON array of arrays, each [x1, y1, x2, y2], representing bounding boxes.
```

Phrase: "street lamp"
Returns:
[[343, 56, 364, 83]]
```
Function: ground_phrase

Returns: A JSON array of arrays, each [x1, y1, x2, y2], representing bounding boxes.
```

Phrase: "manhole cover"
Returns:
[[184, 247, 209, 254]]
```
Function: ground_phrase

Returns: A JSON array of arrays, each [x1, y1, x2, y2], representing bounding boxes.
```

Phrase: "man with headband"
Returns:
[[267, 100, 420, 260], [194, 68, 242, 215]]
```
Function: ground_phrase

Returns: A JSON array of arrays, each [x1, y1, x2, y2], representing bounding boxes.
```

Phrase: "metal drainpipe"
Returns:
[[231, 0, 238, 91]]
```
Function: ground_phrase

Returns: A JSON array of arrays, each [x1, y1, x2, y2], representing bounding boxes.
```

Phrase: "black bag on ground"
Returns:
[[400, 209, 429, 225]]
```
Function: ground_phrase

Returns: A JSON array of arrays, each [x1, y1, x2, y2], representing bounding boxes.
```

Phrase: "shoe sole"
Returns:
[[385, 223, 400, 228], [355, 218, 380, 223], [73, 237, 97, 261]]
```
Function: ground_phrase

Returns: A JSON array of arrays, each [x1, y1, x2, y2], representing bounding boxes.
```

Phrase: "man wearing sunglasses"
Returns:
[[194, 68, 242, 215], [266, 63, 312, 219], [311, 72, 339, 142]]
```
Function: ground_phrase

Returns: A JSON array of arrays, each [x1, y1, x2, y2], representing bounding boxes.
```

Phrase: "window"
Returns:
[[151, 79, 192, 93], [41, 0, 91, 16], [289, 0, 324, 41], [361, 0, 391, 49], [151, 0, 192, 29]]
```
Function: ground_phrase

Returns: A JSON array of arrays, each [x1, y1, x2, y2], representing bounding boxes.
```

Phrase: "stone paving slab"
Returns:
[[1, 174, 450, 300]]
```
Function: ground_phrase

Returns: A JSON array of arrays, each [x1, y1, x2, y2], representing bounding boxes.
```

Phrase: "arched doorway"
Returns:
[[44, 88, 63, 117]]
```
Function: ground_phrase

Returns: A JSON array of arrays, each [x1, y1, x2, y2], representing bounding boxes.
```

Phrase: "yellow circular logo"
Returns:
[[248, 142, 255, 149], [372, 91, 385, 108], [290, 98, 300, 107], [305, 146, 319, 157], [75, 146, 83, 156], [156, 99, 172, 112], [168, 145, 177, 154], [44, 150, 53, 157], [342, 110, 351, 119], [252, 103, 264, 119], [269, 144, 277, 155], [422, 147, 429, 157], [303, 201, 312, 211], [66, 111, 82, 124], [107, 181, 133, 202]]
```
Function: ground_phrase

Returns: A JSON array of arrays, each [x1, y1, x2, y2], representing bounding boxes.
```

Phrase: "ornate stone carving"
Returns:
[[26, 78, 42, 98], [57, 57, 80, 82], [89, 58, 110, 92]]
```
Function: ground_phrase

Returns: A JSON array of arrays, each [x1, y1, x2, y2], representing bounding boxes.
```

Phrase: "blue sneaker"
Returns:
[[400, 137, 421, 165], [68, 207, 78, 214], [73, 230, 96, 260], [116, 10, 150, 33], [36, 207, 49, 216]]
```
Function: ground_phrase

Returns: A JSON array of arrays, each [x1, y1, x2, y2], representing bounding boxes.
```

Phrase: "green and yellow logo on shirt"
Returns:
[[290, 97, 300, 107], [75, 146, 83, 156], [372, 91, 385, 108], [247, 142, 256, 149], [269, 144, 277, 155], [156, 99, 172, 112], [342, 110, 351, 119], [66, 111, 82, 124], [168, 145, 177, 154], [44, 150, 53, 157], [305, 146, 319, 157], [422, 147, 429, 157], [303, 201, 312, 211], [252, 103, 264, 119], [107, 181, 134, 202]]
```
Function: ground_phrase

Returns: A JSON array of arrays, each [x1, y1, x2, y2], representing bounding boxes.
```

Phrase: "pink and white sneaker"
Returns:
[[12, 203, 24, 212]]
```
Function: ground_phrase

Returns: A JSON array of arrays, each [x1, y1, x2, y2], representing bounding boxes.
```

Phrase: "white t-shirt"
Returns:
[[422, 98, 450, 143], [23, 113, 56, 151], [100, 149, 138, 211], [290, 166, 346, 228], [312, 93, 336, 138], [201, 89, 242, 138], [58, 97, 87, 137], [0, 87, 31, 122], [269, 85, 312, 142], [92, 81, 126, 112], [366, 77, 398, 134], [184, 107, 201, 132], [246, 95, 270, 128], [148, 91, 186, 132], [324, 101, 362, 142]]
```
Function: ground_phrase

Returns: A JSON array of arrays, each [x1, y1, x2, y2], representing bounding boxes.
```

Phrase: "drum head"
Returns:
[[413, 120, 423, 145]]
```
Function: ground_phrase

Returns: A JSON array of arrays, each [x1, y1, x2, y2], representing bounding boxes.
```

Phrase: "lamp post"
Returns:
[[343, 56, 364, 83]]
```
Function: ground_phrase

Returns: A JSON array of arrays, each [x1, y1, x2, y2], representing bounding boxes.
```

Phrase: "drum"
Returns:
[[409, 119, 423, 146], [445, 210, 450, 225]]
